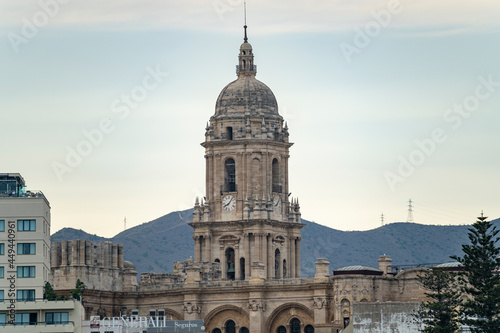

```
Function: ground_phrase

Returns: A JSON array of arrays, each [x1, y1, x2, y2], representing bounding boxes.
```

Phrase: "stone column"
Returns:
[[103, 242, 110, 268], [290, 237, 296, 278], [194, 236, 201, 262], [313, 290, 331, 333], [278, 249, 283, 279], [71, 240, 78, 266], [267, 235, 272, 279], [255, 234, 261, 261], [245, 234, 251, 278], [295, 237, 301, 277], [248, 290, 265, 333], [118, 244, 124, 268], [221, 246, 227, 280], [112, 244, 118, 268], [235, 245, 241, 280], [207, 235, 212, 262], [61, 241, 68, 266], [79, 241, 86, 266]]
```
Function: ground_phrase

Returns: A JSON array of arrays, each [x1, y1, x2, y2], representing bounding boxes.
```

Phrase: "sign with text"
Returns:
[[148, 320, 205, 332]]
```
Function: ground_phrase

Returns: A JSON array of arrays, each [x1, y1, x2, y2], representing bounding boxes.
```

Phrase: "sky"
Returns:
[[1, 0, 499, 238]]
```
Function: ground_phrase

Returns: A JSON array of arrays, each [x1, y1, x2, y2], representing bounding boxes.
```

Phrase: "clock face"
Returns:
[[273, 195, 282, 211], [222, 195, 236, 211]]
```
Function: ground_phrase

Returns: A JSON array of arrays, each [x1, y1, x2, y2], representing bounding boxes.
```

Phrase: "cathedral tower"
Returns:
[[190, 26, 303, 280]]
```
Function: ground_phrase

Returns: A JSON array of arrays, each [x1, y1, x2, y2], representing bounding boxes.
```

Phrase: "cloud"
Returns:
[[1, 0, 498, 35]]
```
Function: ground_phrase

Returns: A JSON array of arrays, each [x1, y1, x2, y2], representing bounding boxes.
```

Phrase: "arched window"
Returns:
[[242, 59, 246, 70], [226, 320, 236, 333], [212, 329, 221, 333], [272, 159, 281, 193], [283, 259, 287, 278], [224, 158, 236, 192], [240, 257, 245, 280], [240, 328, 249, 333], [226, 248, 235, 280], [305, 325, 314, 333], [277, 326, 287, 333], [291, 318, 301, 333], [275, 249, 281, 278]]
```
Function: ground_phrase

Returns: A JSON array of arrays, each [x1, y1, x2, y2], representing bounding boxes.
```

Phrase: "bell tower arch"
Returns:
[[190, 25, 304, 280]]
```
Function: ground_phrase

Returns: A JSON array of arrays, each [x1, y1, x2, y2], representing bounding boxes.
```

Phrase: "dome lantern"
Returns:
[[237, 25, 256, 76]]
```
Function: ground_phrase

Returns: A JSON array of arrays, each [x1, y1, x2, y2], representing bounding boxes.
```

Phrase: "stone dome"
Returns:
[[215, 75, 279, 117]]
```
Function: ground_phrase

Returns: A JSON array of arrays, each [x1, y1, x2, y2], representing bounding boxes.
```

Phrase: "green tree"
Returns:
[[43, 281, 58, 300], [414, 267, 461, 332], [71, 279, 86, 302], [451, 213, 500, 332]]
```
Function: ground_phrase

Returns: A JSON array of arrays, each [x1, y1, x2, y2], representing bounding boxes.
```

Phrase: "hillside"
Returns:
[[51, 209, 500, 277]]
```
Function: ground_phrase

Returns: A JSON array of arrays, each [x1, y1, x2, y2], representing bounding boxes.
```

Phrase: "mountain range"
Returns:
[[51, 209, 499, 277]]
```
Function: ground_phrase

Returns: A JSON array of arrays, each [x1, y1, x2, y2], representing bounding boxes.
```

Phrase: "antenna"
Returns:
[[381, 213, 385, 226], [124, 217, 127, 231], [406, 199, 414, 222]]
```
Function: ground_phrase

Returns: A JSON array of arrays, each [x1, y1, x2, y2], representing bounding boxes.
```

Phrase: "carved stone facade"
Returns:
[[51, 28, 431, 333]]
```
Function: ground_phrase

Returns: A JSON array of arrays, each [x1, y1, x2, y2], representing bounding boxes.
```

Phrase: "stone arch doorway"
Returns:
[[204, 305, 250, 333], [266, 303, 314, 333]]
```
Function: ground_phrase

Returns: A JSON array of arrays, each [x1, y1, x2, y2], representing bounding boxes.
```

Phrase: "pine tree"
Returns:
[[43, 281, 58, 300], [451, 212, 500, 332], [414, 267, 461, 333]]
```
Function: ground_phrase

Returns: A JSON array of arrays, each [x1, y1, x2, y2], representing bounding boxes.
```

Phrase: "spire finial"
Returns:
[[243, 1, 248, 43]]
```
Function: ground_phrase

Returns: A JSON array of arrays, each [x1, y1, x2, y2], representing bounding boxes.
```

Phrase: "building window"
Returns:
[[17, 289, 35, 301], [158, 309, 165, 321], [240, 257, 245, 280], [17, 220, 36, 231], [0, 220, 4, 232], [18, 243, 36, 255], [46, 312, 69, 324], [131, 309, 139, 317], [15, 313, 37, 325], [0, 290, 4, 302], [226, 127, 233, 140], [0, 313, 5, 326], [17, 266, 35, 278], [240, 328, 249, 333], [272, 158, 281, 193], [224, 158, 236, 192], [225, 320, 236, 333], [212, 329, 222, 333], [0, 267, 4, 279], [275, 249, 281, 278], [277, 326, 286, 333], [226, 248, 235, 280], [291, 318, 301, 333], [305, 325, 314, 333], [283, 259, 287, 278], [149, 309, 156, 319], [0, 243, 4, 255]]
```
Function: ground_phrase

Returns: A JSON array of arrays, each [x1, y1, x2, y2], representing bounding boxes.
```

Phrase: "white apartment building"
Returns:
[[0, 173, 84, 332]]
